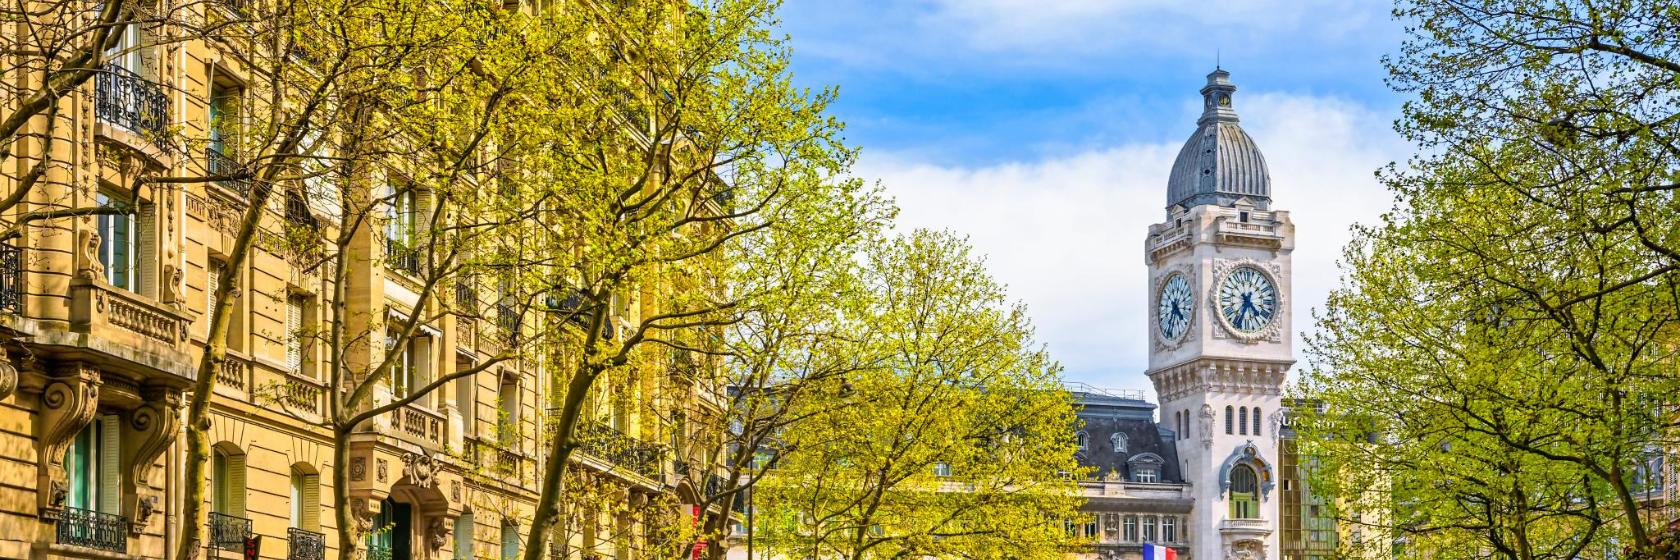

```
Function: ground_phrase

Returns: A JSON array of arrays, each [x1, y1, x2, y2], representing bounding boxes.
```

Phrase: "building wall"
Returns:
[[0, 3, 716, 559]]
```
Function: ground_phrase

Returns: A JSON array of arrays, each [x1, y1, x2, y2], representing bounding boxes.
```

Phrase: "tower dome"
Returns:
[[1165, 69, 1271, 210]]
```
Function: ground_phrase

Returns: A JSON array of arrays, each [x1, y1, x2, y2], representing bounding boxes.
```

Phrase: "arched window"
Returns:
[[1111, 432, 1128, 454], [1241, 406, 1250, 435], [1184, 409, 1192, 439], [1253, 407, 1263, 437], [1076, 432, 1088, 452], [1225, 406, 1234, 435], [1229, 464, 1259, 519]]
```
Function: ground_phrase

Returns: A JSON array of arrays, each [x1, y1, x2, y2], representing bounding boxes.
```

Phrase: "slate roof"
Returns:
[[1071, 390, 1184, 484]]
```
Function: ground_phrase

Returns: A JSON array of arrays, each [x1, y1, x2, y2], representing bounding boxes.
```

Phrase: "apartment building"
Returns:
[[0, 2, 722, 560]]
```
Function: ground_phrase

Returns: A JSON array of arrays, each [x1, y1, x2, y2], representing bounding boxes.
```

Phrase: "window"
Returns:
[[496, 374, 519, 445], [933, 462, 951, 478], [1162, 516, 1177, 543], [1230, 464, 1259, 519], [1254, 407, 1263, 437], [499, 521, 519, 560], [1142, 515, 1157, 543], [64, 415, 120, 514], [454, 512, 474, 560], [456, 358, 477, 434], [211, 447, 246, 517], [1122, 515, 1137, 542], [1240, 406, 1248, 435], [1083, 517, 1098, 539], [286, 295, 308, 376], [206, 259, 245, 351], [289, 468, 319, 531], [387, 185, 417, 246], [96, 189, 137, 290], [1111, 432, 1128, 454], [208, 82, 240, 158], [1225, 405, 1234, 435], [1135, 467, 1158, 483], [1076, 431, 1088, 452]]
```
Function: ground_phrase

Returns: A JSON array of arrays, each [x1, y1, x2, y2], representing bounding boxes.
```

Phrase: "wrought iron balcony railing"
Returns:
[[495, 302, 519, 342], [208, 511, 252, 551], [96, 64, 169, 149], [366, 542, 393, 560], [206, 146, 251, 198], [56, 506, 128, 552], [385, 236, 420, 276], [289, 527, 326, 560], [0, 243, 22, 314], [576, 421, 665, 480]]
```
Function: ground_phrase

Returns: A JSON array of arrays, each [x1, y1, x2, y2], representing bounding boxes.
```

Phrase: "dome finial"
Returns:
[[1199, 68, 1239, 126]]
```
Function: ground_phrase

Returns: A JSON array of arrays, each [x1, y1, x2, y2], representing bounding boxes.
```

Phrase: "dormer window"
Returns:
[[1110, 432, 1127, 454], [1075, 432, 1089, 452], [1239, 211, 1249, 222]]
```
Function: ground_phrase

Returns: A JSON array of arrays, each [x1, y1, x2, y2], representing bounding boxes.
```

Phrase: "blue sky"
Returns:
[[775, 1, 1410, 396]]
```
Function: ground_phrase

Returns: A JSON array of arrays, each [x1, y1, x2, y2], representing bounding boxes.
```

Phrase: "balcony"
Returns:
[[289, 527, 326, 560], [0, 243, 21, 314], [366, 542, 392, 560], [56, 506, 128, 553], [495, 303, 519, 342], [385, 237, 421, 277], [70, 278, 192, 351], [281, 372, 325, 416], [575, 421, 665, 480], [208, 511, 252, 552], [391, 404, 445, 448], [1216, 218, 1284, 248], [96, 64, 169, 150], [206, 146, 252, 199]]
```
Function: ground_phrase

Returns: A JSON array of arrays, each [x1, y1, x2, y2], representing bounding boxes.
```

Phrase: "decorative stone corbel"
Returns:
[[0, 348, 19, 401], [123, 385, 181, 533], [427, 516, 449, 552], [76, 230, 103, 281], [36, 363, 101, 516]]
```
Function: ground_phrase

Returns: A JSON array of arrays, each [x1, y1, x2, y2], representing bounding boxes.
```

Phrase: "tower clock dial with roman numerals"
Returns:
[[1157, 273, 1193, 341], [1216, 266, 1277, 333]]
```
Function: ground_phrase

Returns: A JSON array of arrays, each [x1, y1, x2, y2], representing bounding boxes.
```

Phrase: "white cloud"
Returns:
[[857, 92, 1402, 397]]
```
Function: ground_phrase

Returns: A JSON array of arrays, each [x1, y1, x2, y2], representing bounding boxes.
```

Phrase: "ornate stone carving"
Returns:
[[427, 516, 449, 551], [450, 480, 461, 502], [1226, 539, 1265, 560], [402, 451, 438, 489], [161, 263, 183, 306], [1199, 404, 1214, 449], [37, 364, 100, 512], [351, 499, 374, 533], [77, 230, 103, 281], [351, 457, 367, 481], [0, 349, 18, 401], [124, 386, 181, 533], [376, 458, 387, 482], [133, 495, 161, 533]]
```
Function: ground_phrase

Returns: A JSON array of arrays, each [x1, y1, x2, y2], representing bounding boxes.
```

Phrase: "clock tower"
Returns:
[[1146, 69, 1295, 560]]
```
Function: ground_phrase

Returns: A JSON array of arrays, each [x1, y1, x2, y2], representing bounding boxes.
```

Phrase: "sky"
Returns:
[[774, 0, 1412, 397]]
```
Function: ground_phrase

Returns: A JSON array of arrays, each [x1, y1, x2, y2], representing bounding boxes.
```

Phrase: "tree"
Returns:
[[1300, 2, 1680, 558], [507, 1, 875, 559], [754, 230, 1085, 560]]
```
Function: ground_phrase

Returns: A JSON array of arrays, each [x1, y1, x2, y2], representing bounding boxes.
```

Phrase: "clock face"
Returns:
[[1217, 267, 1277, 333], [1157, 274, 1193, 341]]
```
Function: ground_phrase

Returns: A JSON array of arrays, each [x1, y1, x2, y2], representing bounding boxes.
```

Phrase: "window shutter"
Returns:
[[286, 296, 304, 374], [454, 513, 474, 560], [207, 262, 221, 318], [302, 473, 320, 531], [137, 204, 156, 297], [98, 415, 120, 514], [228, 452, 247, 517]]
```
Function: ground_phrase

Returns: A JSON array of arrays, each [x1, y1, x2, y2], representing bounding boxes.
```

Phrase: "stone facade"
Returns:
[[0, 2, 717, 560]]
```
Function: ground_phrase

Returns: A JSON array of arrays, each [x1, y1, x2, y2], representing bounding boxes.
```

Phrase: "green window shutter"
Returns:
[[500, 523, 518, 560], [228, 452, 247, 518], [98, 415, 121, 514], [454, 513, 473, 560], [302, 473, 320, 531], [212, 451, 227, 513], [67, 425, 92, 510], [286, 296, 304, 374], [137, 204, 155, 297]]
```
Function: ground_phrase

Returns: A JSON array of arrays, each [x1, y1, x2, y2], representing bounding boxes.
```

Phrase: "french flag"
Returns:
[[1142, 543, 1177, 560]]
